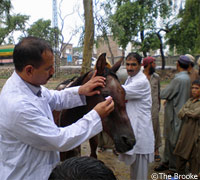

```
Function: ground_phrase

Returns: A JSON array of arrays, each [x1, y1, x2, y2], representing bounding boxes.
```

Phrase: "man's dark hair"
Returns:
[[177, 60, 189, 70], [192, 79, 200, 86], [13, 36, 53, 72], [49, 156, 117, 180], [126, 52, 142, 65]]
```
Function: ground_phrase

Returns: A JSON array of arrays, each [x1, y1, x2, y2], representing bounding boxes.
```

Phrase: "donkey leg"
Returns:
[[89, 135, 98, 159]]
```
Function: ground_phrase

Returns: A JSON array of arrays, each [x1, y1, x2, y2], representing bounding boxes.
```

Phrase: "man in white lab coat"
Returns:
[[0, 37, 114, 180], [119, 52, 155, 180]]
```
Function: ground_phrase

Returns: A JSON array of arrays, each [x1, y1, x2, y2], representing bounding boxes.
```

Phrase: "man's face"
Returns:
[[31, 50, 55, 86], [126, 57, 141, 77], [191, 84, 200, 99], [149, 61, 156, 75]]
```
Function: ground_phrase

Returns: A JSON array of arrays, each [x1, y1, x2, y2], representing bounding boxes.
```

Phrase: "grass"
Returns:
[[0, 73, 79, 91], [160, 80, 170, 86], [0, 75, 169, 91]]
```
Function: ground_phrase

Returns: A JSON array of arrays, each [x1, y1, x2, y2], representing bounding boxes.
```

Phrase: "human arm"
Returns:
[[11, 105, 101, 152], [177, 99, 200, 120], [178, 102, 189, 120], [122, 78, 149, 100], [184, 100, 200, 119], [160, 78, 180, 100], [47, 70, 106, 111], [11, 96, 114, 152], [47, 86, 87, 111]]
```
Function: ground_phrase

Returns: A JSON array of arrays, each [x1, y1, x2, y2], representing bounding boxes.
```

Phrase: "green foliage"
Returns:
[[166, 0, 200, 54], [24, 19, 60, 48], [0, 0, 29, 44], [0, 14, 29, 44], [7, 14, 29, 32], [107, 0, 172, 55], [141, 32, 160, 52], [0, 0, 11, 17]]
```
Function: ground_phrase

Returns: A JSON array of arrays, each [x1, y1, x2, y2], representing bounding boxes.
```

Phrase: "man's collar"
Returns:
[[23, 81, 42, 97], [13, 71, 42, 97]]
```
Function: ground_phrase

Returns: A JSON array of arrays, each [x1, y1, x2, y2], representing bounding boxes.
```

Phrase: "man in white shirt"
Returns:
[[0, 37, 114, 180], [119, 52, 154, 180]]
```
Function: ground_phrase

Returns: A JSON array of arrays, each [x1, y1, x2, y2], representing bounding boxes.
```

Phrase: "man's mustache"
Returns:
[[127, 70, 134, 73]]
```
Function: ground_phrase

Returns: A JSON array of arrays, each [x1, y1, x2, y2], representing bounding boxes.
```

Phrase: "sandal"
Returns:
[[112, 148, 119, 156], [155, 155, 161, 162]]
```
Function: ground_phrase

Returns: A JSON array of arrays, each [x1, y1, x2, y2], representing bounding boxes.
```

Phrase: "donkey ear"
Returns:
[[96, 53, 107, 76], [111, 56, 124, 73]]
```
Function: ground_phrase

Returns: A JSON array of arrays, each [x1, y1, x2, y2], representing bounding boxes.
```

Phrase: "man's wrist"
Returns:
[[78, 86, 83, 95]]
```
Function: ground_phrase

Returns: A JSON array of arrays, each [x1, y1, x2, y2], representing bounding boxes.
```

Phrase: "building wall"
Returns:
[[61, 43, 73, 58], [96, 36, 122, 60]]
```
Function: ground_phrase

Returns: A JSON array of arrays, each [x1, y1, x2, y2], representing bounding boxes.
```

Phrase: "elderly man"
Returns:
[[119, 52, 154, 180], [197, 57, 200, 76], [155, 55, 191, 175], [143, 56, 161, 162], [185, 54, 199, 85]]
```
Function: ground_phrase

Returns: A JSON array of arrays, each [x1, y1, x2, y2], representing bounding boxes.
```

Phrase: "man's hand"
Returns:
[[94, 96, 114, 119], [78, 70, 106, 96]]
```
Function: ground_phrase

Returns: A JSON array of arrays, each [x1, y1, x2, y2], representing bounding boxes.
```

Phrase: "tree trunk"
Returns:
[[140, 30, 147, 57], [81, 0, 94, 75], [122, 49, 125, 65], [104, 36, 115, 65], [156, 32, 165, 70]]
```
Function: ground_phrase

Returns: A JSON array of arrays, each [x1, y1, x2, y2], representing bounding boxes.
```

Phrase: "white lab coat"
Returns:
[[0, 71, 102, 180], [119, 70, 154, 165]]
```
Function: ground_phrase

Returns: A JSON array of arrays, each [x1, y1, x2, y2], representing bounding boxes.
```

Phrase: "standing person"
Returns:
[[119, 52, 154, 180], [154, 55, 191, 175], [143, 56, 162, 162], [197, 57, 200, 76], [185, 54, 199, 86], [0, 36, 115, 180], [174, 79, 200, 177]]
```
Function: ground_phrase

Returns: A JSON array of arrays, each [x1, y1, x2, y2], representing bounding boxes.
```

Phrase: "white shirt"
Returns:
[[119, 70, 154, 164], [0, 71, 102, 180]]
